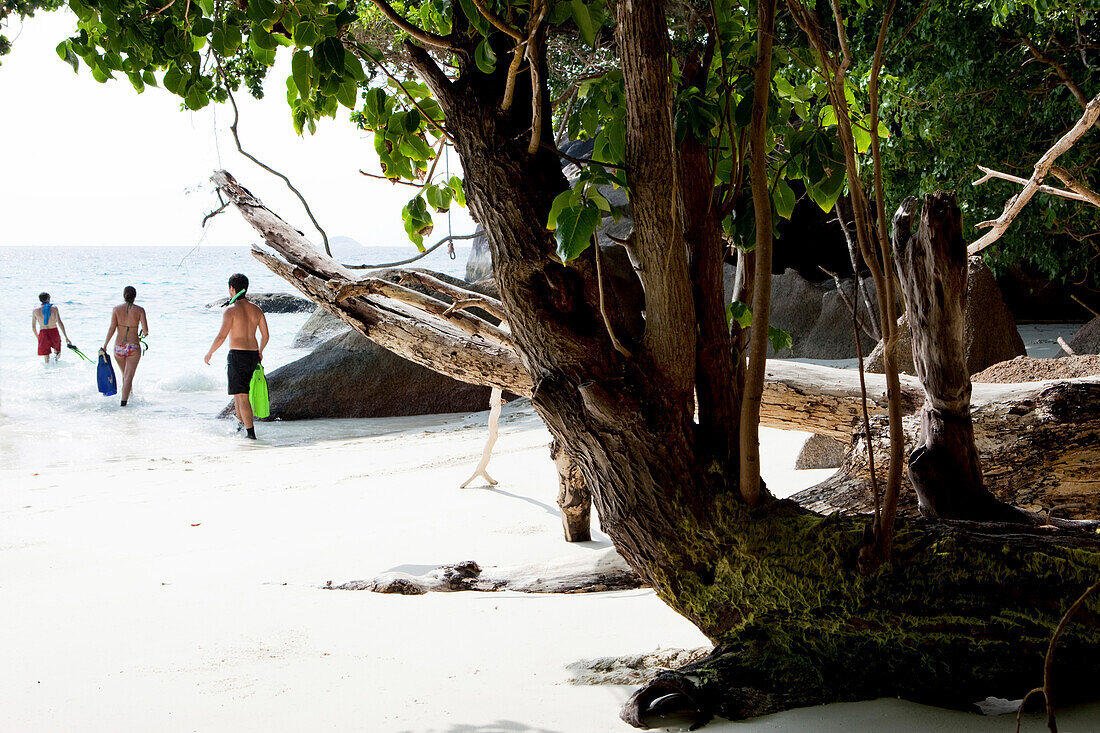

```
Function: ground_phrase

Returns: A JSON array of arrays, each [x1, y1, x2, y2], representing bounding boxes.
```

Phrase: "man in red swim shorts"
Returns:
[[32, 292, 71, 364]]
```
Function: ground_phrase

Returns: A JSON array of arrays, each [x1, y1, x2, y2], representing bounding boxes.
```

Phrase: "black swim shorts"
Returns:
[[227, 349, 261, 395]]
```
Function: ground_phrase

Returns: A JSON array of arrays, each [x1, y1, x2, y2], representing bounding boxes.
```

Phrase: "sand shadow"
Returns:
[[484, 487, 560, 518], [399, 722, 563, 733]]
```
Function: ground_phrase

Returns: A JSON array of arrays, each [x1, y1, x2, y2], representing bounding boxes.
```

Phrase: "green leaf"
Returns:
[[315, 38, 345, 74], [727, 301, 752, 329], [588, 189, 611, 213], [184, 85, 209, 110], [292, 50, 315, 97], [808, 165, 845, 213], [458, 0, 491, 36], [293, 21, 321, 49], [398, 134, 434, 161], [55, 41, 80, 73], [336, 80, 357, 109], [425, 184, 453, 212], [768, 326, 793, 353], [773, 178, 796, 220], [91, 63, 111, 83], [570, 0, 596, 46], [249, 33, 277, 66], [546, 189, 575, 230], [250, 25, 279, 51], [852, 122, 871, 155], [554, 204, 600, 262], [191, 18, 214, 37], [402, 195, 434, 249], [734, 90, 753, 128], [246, 0, 276, 22], [448, 176, 466, 207], [163, 67, 184, 95], [474, 37, 496, 75], [343, 52, 367, 82]]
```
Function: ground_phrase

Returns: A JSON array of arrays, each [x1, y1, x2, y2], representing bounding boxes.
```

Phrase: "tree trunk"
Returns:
[[893, 193, 1019, 521], [551, 439, 592, 542]]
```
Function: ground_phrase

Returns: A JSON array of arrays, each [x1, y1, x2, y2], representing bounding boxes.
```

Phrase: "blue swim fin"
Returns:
[[98, 351, 118, 396]]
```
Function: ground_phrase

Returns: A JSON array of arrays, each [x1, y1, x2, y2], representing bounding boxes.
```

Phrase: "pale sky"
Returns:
[[0, 10, 473, 248]]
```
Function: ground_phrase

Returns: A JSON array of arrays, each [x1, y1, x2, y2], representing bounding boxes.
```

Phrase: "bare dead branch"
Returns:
[[972, 165, 1095, 205], [969, 93, 1100, 255], [397, 269, 509, 322], [141, 0, 176, 20], [360, 169, 423, 187], [1014, 579, 1100, 733], [819, 266, 879, 342], [1050, 165, 1100, 207], [332, 276, 514, 348], [343, 233, 478, 270], [1071, 294, 1100, 318]]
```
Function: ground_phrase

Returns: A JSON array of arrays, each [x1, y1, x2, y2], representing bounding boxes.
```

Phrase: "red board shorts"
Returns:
[[37, 329, 61, 356]]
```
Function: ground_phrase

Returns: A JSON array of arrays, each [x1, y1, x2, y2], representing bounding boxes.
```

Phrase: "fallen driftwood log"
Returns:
[[327, 548, 641, 594], [793, 377, 1100, 519], [212, 170, 1100, 521]]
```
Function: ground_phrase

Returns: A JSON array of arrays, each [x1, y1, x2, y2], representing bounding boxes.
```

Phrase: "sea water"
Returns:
[[0, 245, 470, 471]]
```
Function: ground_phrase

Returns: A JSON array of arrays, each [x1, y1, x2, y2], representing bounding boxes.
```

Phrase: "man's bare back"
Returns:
[[224, 300, 267, 351]]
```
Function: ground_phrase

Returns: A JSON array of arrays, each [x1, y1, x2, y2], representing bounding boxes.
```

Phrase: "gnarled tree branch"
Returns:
[[969, 92, 1100, 255]]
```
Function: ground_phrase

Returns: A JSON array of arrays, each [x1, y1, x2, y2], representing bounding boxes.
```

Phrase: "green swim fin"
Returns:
[[249, 364, 270, 419]]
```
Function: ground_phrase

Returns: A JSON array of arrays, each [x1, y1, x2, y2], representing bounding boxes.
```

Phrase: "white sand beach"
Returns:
[[4, 399, 1099, 732]]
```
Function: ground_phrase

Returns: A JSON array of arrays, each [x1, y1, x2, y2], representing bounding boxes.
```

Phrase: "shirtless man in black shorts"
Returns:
[[204, 273, 269, 439]]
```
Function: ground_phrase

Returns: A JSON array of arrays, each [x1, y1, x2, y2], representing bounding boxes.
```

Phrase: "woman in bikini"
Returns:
[[102, 286, 149, 406]]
